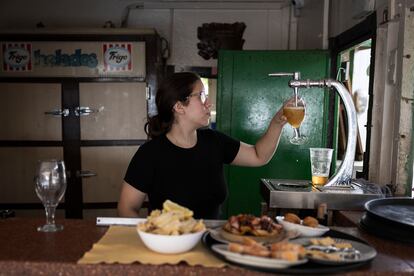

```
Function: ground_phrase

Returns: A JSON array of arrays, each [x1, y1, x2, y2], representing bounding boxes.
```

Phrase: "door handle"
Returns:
[[76, 170, 97, 178], [75, 106, 99, 116], [44, 108, 69, 117]]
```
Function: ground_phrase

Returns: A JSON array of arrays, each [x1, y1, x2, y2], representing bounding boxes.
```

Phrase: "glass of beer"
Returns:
[[283, 96, 307, 145], [310, 148, 333, 186]]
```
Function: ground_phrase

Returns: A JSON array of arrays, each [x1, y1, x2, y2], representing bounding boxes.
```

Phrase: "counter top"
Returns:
[[0, 217, 413, 275], [260, 179, 383, 210]]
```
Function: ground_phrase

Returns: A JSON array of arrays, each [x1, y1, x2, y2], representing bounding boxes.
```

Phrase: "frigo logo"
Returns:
[[4, 47, 30, 67], [103, 43, 132, 72], [104, 46, 131, 67], [2, 43, 32, 71]]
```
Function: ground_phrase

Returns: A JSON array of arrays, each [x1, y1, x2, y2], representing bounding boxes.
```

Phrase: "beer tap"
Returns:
[[269, 72, 356, 187], [268, 72, 301, 105]]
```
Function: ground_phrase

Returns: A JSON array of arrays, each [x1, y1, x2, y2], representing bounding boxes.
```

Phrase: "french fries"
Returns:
[[137, 200, 206, 235]]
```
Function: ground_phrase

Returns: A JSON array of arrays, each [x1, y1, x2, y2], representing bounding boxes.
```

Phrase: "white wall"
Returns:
[[129, 7, 294, 68], [296, 0, 325, 49], [0, 0, 125, 28], [0, 0, 311, 68], [329, 0, 388, 37]]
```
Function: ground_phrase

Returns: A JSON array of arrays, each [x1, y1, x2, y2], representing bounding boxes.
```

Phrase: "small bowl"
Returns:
[[137, 228, 205, 254], [276, 216, 329, 237]]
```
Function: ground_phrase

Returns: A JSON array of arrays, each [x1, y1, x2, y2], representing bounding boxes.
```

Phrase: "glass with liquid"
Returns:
[[283, 97, 307, 145], [310, 148, 333, 186]]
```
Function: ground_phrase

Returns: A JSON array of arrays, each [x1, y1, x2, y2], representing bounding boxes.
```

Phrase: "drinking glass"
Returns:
[[34, 160, 67, 232], [310, 148, 333, 186], [283, 96, 308, 145]]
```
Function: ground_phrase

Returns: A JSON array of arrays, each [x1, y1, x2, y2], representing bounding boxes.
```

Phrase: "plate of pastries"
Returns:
[[210, 214, 298, 244], [211, 236, 308, 269], [276, 213, 329, 237]]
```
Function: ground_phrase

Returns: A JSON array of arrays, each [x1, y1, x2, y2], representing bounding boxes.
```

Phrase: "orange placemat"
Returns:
[[78, 226, 226, 267]]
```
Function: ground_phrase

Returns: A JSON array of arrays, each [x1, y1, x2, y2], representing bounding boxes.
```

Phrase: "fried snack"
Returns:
[[271, 250, 301, 262], [223, 214, 282, 237], [270, 241, 305, 261], [228, 238, 305, 261], [305, 237, 354, 261], [302, 216, 319, 228], [163, 200, 193, 218], [270, 241, 305, 255], [137, 200, 205, 235], [310, 236, 336, 246], [284, 213, 301, 224], [335, 242, 353, 249], [229, 238, 271, 257], [228, 238, 270, 258]]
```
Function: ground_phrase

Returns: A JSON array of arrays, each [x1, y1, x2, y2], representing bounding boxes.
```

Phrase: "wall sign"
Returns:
[[0, 41, 144, 78], [2, 43, 32, 72], [103, 43, 132, 72], [34, 49, 98, 68]]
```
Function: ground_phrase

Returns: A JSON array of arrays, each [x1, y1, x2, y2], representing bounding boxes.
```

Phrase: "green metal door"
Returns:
[[216, 50, 332, 217]]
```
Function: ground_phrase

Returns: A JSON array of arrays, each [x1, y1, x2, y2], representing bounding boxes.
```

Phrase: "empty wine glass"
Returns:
[[34, 160, 67, 232], [283, 95, 308, 145]]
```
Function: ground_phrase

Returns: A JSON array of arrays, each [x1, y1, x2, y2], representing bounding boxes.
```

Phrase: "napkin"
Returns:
[[78, 226, 226, 267]]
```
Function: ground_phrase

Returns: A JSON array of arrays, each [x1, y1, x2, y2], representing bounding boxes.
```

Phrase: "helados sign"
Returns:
[[3, 45, 132, 70], [34, 49, 98, 68]]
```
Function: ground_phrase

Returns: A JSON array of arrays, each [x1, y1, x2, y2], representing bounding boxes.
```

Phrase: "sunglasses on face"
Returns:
[[185, 90, 208, 104]]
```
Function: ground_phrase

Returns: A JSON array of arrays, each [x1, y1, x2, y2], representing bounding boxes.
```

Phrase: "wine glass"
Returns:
[[283, 96, 308, 145], [34, 160, 67, 232]]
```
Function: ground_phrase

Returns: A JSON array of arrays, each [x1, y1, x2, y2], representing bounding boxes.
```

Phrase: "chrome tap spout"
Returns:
[[288, 79, 356, 186]]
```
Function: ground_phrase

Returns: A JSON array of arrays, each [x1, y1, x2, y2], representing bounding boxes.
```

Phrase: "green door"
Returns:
[[216, 50, 333, 217]]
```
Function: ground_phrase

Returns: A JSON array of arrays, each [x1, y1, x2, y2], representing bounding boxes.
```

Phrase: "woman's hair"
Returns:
[[146, 72, 201, 138]]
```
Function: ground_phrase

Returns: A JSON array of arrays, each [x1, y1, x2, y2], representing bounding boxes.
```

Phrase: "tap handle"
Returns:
[[268, 72, 301, 80]]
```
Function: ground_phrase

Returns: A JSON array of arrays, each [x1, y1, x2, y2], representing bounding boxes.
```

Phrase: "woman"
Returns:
[[118, 72, 289, 219]]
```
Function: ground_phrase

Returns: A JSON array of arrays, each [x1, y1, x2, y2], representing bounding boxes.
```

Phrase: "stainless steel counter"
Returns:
[[260, 178, 384, 210]]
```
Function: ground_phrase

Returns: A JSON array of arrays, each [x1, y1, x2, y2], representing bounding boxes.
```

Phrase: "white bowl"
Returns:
[[137, 229, 205, 254], [276, 216, 329, 237]]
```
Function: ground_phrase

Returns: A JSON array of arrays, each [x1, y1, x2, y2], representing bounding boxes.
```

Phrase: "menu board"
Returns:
[[0, 41, 145, 78]]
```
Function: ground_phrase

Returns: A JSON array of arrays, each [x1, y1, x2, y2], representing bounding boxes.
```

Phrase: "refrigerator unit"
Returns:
[[0, 28, 164, 218]]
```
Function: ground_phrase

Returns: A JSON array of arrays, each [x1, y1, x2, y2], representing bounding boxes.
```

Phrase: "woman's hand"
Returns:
[[272, 96, 298, 127], [272, 106, 288, 127]]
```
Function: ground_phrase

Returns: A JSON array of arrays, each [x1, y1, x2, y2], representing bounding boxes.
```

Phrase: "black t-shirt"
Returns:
[[124, 128, 240, 219]]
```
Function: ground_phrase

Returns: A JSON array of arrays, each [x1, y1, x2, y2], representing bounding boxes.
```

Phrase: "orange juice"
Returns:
[[283, 106, 305, 128]]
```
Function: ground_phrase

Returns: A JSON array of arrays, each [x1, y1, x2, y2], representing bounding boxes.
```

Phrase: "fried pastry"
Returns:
[[303, 216, 319, 228], [223, 214, 282, 237], [228, 238, 305, 261], [271, 250, 301, 261], [284, 213, 301, 224], [310, 236, 336, 246], [335, 242, 352, 249]]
